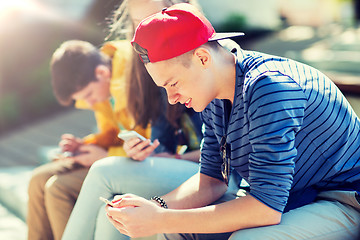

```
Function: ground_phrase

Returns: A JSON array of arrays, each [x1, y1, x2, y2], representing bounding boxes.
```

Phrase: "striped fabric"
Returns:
[[200, 44, 360, 213]]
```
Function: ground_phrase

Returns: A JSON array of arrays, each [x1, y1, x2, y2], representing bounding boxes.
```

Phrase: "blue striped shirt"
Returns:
[[200, 43, 360, 213]]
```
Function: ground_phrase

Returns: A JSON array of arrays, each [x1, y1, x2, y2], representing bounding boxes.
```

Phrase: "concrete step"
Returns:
[[0, 164, 157, 240], [0, 166, 35, 222], [0, 203, 26, 240]]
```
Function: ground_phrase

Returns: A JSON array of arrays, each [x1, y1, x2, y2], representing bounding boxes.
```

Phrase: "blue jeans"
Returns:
[[160, 190, 360, 240], [61, 156, 200, 240]]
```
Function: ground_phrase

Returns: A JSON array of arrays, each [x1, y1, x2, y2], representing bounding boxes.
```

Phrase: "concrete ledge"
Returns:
[[325, 71, 360, 95], [0, 203, 27, 240], [0, 160, 157, 240], [0, 166, 35, 222]]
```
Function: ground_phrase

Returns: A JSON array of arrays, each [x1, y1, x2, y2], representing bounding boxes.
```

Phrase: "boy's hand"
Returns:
[[105, 194, 163, 238], [123, 138, 160, 161], [69, 144, 107, 167], [59, 133, 83, 153]]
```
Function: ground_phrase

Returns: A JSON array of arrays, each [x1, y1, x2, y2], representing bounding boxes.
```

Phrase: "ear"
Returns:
[[95, 65, 111, 82], [194, 47, 211, 67]]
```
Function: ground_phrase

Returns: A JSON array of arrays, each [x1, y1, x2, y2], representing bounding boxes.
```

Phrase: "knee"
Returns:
[[43, 175, 73, 210], [229, 227, 272, 240], [88, 156, 128, 177], [28, 167, 53, 196], [44, 175, 61, 200]]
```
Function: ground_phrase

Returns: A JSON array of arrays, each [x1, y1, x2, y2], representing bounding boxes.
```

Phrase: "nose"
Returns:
[[166, 89, 179, 105]]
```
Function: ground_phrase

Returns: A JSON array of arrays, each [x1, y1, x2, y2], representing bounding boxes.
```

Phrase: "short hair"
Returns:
[[133, 40, 221, 67], [50, 40, 111, 106]]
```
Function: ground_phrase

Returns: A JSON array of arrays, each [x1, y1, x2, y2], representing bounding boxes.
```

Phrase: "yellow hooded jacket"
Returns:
[[74, 40, 151, 156]]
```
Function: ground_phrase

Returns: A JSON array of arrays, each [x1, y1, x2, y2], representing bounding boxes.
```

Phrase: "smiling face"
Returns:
[[145, 48, 218, 112]]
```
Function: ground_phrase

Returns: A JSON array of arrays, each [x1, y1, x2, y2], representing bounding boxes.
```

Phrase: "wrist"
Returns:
[[150, 196, 168, 209], [174, 153, 182, 159]]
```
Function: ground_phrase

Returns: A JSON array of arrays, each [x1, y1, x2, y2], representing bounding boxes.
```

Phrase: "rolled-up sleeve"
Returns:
[[246, 74, 306, 212]]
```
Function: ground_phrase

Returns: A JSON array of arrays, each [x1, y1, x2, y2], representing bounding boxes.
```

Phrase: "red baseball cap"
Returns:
[[131, 3, 244, 63]]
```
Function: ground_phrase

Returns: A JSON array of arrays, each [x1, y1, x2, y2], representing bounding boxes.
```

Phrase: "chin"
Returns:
[[192, 105, 206, 112]]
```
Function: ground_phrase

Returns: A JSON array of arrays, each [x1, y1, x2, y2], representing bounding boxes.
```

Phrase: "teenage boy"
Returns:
[[105, 3, 360, 240], [27, 40, 154, 240]]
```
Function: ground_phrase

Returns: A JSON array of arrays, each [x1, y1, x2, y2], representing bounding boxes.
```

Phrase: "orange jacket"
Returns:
[[75, 40, 151, 156]]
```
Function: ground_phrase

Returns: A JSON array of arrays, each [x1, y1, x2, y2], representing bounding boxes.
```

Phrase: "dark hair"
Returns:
[[127, 46, 184, 128], [106, 0, 198, 41], [106, 0, 199, 128], [50, 40, 111, 106]]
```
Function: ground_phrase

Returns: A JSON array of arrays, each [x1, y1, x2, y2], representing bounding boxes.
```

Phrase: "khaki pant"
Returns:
[[27, 160, 89, 240]]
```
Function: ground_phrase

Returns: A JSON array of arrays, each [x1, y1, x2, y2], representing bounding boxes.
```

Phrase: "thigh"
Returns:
[[29, 160, 79, 191], [46, 167, 89, 198], [33, 159, 75, 175], [63, 156, 199, 240], [229, 199, 360, 240], [88, 156, 200, 198]]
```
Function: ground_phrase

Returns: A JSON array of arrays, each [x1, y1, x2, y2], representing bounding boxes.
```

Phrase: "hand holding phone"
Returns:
[[53, 151, 74, 161], [99, 196, 135, 209], [118, 130, 147, 142], [119, 130, 159, 161]]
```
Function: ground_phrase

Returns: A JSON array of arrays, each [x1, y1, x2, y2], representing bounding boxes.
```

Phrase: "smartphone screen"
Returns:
[[118, 130, 147, 142]]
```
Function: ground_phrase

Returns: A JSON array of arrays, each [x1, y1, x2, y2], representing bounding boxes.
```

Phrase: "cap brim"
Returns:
[[209, 32, 245, 41]]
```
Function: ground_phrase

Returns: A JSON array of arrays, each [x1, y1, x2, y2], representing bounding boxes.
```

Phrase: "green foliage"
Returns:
[[23, 61, 59, 116], [0, 93, 21, 130], [219, 13, 248, 32], [0, 0, 112, 134]]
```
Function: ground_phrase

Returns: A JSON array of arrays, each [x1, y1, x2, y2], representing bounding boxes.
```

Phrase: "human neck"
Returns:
[[214, 48, 236, 103]]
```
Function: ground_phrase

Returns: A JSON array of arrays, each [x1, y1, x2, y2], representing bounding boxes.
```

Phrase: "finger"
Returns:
[[59, 139, 74, 147], [125, 139, 145, 158], [132, 142, 160, 161], [135, 139, 152, 150], [123, 139, 139, 156], [59, 139, 79, 152], [131, 139, 152, 156], [71, 154, 88, 166], [112, 195, 123, 202], [126, 138, 143, 148], [76, 144, 94, 154], [114, 196, 146, 208], [106, 214, 129, 236], [61, 133, 75, 140], [60, 145, 72, 152], [123, 142, 130, 153], [151, 139, 160, 149], [108, 194, 138, 208]]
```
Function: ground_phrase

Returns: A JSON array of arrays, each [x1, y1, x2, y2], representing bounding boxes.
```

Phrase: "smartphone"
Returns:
[[99, 196, 136, 209], [53, 151, 73, 161], [118, 130, 147, 142], [99, 196, 115, 207]]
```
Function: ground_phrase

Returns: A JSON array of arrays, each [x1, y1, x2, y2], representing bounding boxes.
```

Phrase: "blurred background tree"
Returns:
[[0, 0, 119, 134], [0, 0, 359, 135]]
